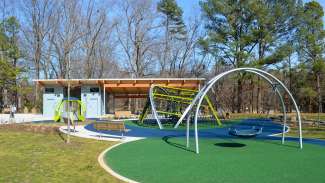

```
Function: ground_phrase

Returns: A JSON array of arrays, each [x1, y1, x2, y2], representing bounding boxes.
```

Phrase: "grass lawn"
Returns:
[[287, 126, 325, 139], [228, 112, 325, 121], [0, 128, 120, 183], [105, 137, 325, 183]]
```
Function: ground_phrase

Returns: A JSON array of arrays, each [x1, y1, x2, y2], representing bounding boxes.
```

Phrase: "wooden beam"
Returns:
[[37, 81, 44, 87], [114, 94, 147, 99], [121, 87, 128, 94], [104, 83, 198, 88], [56, 80, 65, 87]]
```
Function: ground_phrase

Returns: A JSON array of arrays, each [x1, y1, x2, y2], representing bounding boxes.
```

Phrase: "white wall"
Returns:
[[81, 85, 102, 118], [43, 86, 63, 117]]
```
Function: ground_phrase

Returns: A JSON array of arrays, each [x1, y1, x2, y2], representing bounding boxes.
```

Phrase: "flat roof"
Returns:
[[34, 78, 205, 94]]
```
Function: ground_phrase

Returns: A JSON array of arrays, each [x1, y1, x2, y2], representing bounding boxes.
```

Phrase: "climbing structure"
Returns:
[[139, 85, 222, 129]]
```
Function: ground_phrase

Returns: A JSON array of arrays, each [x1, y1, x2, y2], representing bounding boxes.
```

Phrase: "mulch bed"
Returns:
[[0, 123, 59, 134]]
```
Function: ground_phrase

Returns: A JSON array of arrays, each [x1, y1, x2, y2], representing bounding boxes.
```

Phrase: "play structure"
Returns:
[[142, 68, 303, 154], [139, 85, 222, 129], [53, 97, 86, 122]]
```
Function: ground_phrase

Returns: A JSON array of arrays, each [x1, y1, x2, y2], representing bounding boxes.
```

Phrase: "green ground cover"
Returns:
[[0, 129, 120, 183], [105, 137, 325, 183], [286, 126, 325, 139]]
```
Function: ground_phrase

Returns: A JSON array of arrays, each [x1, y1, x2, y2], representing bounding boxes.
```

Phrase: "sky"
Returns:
[[177, 0, 325, 24], [177, 0, 201, 20]]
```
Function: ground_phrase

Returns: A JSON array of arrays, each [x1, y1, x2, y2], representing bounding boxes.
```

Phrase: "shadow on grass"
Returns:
[[57, 130, 67, 142], [214, 142, 246, 148], [162, 135, 196, 153]]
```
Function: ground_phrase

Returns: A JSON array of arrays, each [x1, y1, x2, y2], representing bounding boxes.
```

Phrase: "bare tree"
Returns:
[[20, 0, 56, 105], [116, 0, 161, 77], [81, 1, 107, 78], [50, 0, 85, 78], [172, 19, 201, 77]]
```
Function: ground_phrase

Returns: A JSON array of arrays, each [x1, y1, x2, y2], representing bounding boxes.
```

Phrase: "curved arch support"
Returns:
[[180, 68, 302, 154], [149, 85, 164, 129]]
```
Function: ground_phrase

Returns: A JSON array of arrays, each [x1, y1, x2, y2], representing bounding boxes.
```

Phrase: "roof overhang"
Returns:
[[34, 78, 205, 94]]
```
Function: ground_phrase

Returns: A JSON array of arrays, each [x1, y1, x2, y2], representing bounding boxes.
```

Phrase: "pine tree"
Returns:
[[200, 0, 300, 113], [0, 16, 21, 108], [297, 1, 325, 118], [157, 0, 186, 76], [157, 0, 186, 40], [200, 0, 257, 112]]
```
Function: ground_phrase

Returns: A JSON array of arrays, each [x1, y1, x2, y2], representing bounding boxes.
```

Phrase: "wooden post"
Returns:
[[113, 94, 115, 113]]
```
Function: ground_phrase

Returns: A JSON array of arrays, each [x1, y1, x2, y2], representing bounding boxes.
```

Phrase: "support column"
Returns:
[[186, 115, 190, 148], [113, 94, 115, 113], [107, 93, 110, 114], [104, 86, 106, 115]]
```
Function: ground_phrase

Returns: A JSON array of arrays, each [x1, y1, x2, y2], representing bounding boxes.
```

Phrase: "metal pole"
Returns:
[[275, 88, 287, 144], [149, 85, 163, 129], [194, 112, 199, 154], [186, 114, 190, 148], [104, 86, 106, 115], [67, 54, 71, 143]]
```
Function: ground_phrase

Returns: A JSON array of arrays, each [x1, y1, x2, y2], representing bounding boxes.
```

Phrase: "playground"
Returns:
[[85, 68, 323, 183], [2, 68, 325, 183], [2, 0, 325, 182], [44, 69, 321, 183]]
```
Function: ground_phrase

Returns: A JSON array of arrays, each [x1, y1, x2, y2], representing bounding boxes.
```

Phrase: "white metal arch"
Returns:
[[174, 68, 302, 154], [149, 85, 164, 129]]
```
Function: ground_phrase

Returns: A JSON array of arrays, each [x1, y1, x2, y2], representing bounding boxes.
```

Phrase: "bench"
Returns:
[[114, 111, 136, 119], [93, 121, 128, 138]]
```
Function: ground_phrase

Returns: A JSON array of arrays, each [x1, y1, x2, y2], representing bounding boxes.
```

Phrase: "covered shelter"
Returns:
[[34, 78, 204, 118]]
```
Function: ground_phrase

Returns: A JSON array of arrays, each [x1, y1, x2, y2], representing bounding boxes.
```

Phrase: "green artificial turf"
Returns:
[[105, 137, 325, 183]]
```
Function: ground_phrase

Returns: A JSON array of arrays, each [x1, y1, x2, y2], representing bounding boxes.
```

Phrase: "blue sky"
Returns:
[[177, 0, 200, 20], [177, 0, 325, 23]]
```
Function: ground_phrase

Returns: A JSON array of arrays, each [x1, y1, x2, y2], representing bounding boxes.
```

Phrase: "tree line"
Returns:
[[0, 0, 324, 114]]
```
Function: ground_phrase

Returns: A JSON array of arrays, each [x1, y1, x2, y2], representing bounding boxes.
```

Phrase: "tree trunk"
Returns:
[[256, 76, 260, 113], [237, 77, 242, 113], [317, 73, 322, 121], [232, 85, 236, 113], [250, 78, 254, 113], [288, 56, 292, 112], [35, 43, 41, 109]]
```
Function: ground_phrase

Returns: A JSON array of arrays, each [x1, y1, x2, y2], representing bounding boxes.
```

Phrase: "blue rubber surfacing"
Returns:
[[84, 118, 325, 147]]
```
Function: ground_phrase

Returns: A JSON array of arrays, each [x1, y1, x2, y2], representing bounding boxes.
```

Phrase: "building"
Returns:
[[34, 78, 204, 118]]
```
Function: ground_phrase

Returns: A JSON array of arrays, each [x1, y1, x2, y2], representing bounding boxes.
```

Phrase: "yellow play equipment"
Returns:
[[53, 97, 86, 122]]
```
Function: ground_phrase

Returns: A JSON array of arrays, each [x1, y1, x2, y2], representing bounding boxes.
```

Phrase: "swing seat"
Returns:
[[229, 126, 263, 137]]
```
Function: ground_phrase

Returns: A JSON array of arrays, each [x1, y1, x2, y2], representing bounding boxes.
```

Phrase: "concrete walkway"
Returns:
[[59, 125, 144, 142], [0, 113, 52, 124]]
